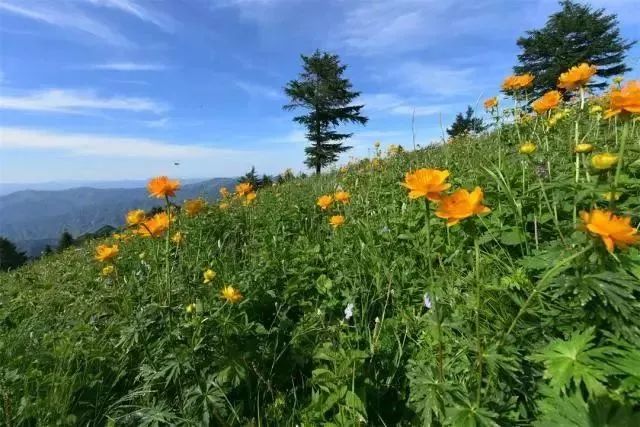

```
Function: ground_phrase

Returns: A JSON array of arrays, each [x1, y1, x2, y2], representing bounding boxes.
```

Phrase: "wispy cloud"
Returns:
[[359, 93, 456, 117], [0, 89, 167, 114], [0, 0, 131, 46], [0, 127, 225, 158], [389, 62, 478, 97], [87, 0, 176, 32], [234, 80, 283, 100], [91, 62, 167, 71]]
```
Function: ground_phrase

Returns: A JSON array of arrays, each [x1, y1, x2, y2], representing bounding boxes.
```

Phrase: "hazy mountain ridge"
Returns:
[[0, 178, 237, 256]]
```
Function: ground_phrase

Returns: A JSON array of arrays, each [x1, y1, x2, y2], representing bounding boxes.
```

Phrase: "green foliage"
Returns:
[[1, 96, 640, 425], [0, 236, 27, 271], [284, 50, 368, 174], [514, 0, 635, 96]]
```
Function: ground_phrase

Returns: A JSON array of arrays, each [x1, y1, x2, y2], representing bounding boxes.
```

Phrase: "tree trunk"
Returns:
[[315, 163, 321, 175]]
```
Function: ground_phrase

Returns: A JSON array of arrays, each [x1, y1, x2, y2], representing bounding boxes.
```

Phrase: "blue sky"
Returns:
[[1, 0, 638, 183]]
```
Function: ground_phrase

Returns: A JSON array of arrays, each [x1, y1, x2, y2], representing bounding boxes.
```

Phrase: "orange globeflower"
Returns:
[[334, 191, 350, 204], [557, 63, 597, 90], [435, 187, 491, 226], [580, 209, 639, 253], [183, 198, 206, 217], [221, 285, 243, 303], [137, 212, 171, 238], [484, 97, 498, 109], [244, 192, 257, 205], [401, 168, 450, 201], [604, 80, 640, 118], [95, 244, 119, 262], [502, 74, 534, 91], [532, 90, 561, 114], [235, 182, 253, 197], [126, 209, 146, 226], [329, 215, 345, 229], [317, 195, 333, 210], [147, 176, 181, 198]]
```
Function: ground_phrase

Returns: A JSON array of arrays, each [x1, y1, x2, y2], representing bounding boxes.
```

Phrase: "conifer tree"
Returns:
[[284, 50, 367, 174], [447, 106, 485, 138], [0, 236, 27, 271], [57, 231, 75, 253], [514, 0, 634, 97]]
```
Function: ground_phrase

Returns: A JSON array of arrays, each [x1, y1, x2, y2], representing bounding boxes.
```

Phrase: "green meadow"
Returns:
[[2, 89, 640, 425]]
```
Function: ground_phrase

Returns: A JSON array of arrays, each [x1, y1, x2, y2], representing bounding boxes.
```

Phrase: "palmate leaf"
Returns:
[[444, 399, 501, 427], [534, 390, 640, 427], [531, 328, 614, 396]]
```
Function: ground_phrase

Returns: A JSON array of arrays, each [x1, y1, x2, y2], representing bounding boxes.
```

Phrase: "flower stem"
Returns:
[[424, 199, 444, 383], [474, 236, 482, 405]]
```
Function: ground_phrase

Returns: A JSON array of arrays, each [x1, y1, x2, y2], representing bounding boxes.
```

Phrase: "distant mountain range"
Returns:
[[0, 178, 237, 257], [0, 178, 210, 196]]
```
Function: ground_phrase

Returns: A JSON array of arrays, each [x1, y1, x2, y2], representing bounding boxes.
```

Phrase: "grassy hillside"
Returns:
[[1, 86, 640, 425]]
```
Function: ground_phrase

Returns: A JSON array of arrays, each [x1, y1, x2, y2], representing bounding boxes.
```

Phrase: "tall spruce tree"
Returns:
[[0, 237, 27, 271], [514, 0, 634, 97], [447, 106, 485, 138], [284, 50, 367, 174]]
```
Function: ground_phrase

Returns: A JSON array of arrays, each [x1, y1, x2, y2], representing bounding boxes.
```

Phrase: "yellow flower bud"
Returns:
[[203, 269, 216, 284], [591, 153, 618, 170], [574, 143, 594, 154], [519, 142, 537, 155]]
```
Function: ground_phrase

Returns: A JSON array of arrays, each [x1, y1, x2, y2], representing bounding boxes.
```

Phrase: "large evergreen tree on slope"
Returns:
[[284, 50, 368, 174], [514, 0, 634, 97]]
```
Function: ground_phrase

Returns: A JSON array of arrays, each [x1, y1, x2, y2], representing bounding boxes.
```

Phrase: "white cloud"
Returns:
[[0, 0, 131, 45], [390, 62, 478, 97], [0, 89, 167, 114], [0, 127, 229, 158], [234, 80, 283, 100], [0, 127, 309, 181], [359, 93, 455, 117], [87, 0, 176, 31], [91, 62, 167, 71]]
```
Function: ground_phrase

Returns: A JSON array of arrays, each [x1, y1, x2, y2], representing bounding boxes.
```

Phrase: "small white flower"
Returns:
[[344, 303, 354, 320], [424, 293, 432, 310], [375, 316, 380, 323]]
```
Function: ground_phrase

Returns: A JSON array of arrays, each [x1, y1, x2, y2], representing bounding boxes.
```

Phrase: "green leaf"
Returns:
[[532, 328, 612, 396]]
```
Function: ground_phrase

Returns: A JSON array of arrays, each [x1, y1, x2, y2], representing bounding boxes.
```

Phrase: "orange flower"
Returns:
[[147, 176, 181, 198], [435, 187, 491, 226], [502, 74, 534, 91], [532, 90, 561, 114], [484, 97, 498, 109], [136, 212, 171, 238], [580, 209, 639, 252], [329, 215, 345, 229], [95, 244, 119, 262], [221, 285, 243, 303], [244, 192, 257, 205], [604, 80, 640, 118], [183, 198, 206, 216], [317, 195, 333, 210], [235, 182, 253, 196], [219, 187, 229, 198], [334, 191, 350, 204], [557, 63, 596, 90], [401, 168, 450, 201], [126, 209, 146, 226]]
